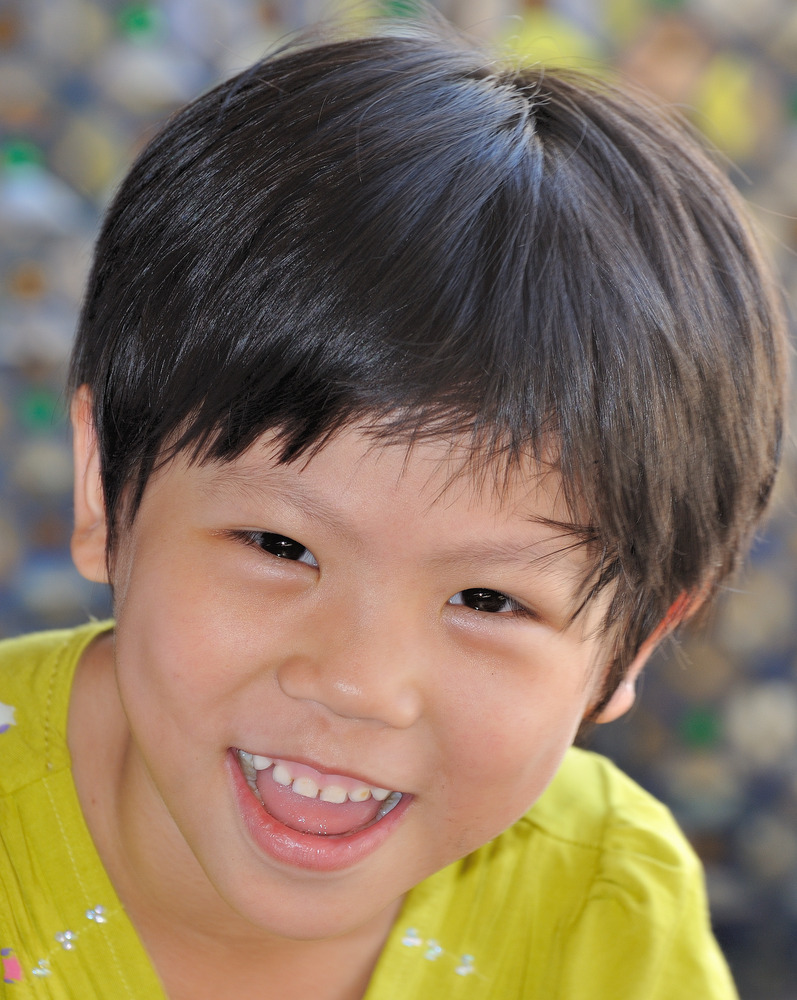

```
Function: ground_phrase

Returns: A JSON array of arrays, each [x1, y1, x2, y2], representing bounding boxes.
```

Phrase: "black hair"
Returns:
[[70, 23, 788, 713]]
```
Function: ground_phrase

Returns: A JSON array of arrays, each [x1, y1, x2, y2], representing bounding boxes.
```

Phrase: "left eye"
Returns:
[[449, 588, 526, 615], [243, 532, 318, 567]]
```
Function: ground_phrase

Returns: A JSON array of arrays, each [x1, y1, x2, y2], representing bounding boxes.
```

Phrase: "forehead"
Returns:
[[199, 423, 566, 514]]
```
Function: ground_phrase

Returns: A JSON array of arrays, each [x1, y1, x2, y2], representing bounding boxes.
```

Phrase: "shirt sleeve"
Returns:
[[548, 777, 738, 1000]]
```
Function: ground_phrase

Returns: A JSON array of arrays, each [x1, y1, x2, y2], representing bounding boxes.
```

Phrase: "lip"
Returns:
[[227, 749, 413, 872]]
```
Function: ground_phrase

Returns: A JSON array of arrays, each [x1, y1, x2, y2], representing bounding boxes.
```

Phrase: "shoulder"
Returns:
[[473, 747, 702, 931], [379, 749, 737, 998], [0, 622, 113, 795], [515, 747, 706, 930], [529, 746, 699, 872], [491, 748, 737, 998]]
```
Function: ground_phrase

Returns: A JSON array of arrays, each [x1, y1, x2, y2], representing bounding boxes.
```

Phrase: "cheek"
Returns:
[[433, 642, 599, 836], [117, 527, 254, 646], [113, 552, 240, 725], [442, 635, 598, 761], [111, 539, 309, 751]]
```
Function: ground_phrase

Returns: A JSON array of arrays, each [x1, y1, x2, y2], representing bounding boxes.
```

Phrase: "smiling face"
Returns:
[[71, 397, 644, 945]]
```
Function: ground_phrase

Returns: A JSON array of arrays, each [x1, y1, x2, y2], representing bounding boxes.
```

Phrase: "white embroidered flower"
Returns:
[[0, 702, 15, 733]]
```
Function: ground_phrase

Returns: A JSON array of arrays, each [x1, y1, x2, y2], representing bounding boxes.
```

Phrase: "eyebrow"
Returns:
[[200, 463, 364, 540], [202, 462, 589, 578], [426, 532, 590, 579]]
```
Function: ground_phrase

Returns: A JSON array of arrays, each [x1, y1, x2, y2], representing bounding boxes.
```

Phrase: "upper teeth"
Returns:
[[239, 751, 393, 803]]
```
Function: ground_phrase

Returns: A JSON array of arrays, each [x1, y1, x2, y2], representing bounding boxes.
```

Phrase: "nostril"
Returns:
[[275, 654, 321, 702]]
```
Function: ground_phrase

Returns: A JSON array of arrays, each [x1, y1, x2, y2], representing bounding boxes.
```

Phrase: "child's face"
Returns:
[[73, 413, 638, 942]]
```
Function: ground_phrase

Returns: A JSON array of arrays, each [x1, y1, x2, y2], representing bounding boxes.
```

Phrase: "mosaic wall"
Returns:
[[1, 1, 796, 997]]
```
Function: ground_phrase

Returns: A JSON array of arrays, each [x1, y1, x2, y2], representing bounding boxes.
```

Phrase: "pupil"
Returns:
[[463, 588, 506, 613], [259, 533, 306, 560]]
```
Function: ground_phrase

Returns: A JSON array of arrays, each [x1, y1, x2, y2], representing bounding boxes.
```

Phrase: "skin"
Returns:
[[68, 389, 652, 1000]]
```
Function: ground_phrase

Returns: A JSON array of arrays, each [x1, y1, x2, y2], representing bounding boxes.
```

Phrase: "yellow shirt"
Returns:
[[0, 624, 738, 998]]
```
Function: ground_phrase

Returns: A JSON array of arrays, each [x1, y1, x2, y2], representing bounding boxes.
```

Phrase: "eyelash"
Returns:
[[229, 532, 534, 619], [448, 589, 535, 619], [231, 530, 319, 567]]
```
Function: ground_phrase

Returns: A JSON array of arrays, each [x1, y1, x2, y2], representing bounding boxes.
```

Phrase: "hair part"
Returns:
[[70, 23, 788, 713]]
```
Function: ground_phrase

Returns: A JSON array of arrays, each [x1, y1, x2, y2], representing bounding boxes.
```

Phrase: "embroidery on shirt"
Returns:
[[0, 701, 16, 733], [10, 904, 117, 986], [401, 927, 480, 980]]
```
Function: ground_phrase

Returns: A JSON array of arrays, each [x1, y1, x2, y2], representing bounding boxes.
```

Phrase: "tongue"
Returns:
[[255, 771, 382, 836]]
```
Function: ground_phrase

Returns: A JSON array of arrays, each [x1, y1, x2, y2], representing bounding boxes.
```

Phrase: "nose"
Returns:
[[275, 606, 425, 729]]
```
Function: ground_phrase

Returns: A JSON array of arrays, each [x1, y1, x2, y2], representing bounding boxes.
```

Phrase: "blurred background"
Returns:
[[0, 0, 795, 996]]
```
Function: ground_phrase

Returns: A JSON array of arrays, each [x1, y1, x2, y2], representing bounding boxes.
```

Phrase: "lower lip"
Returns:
[[227, 750, 413, 872]]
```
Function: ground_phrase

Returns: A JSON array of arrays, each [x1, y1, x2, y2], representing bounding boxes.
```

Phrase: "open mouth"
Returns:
[[236, 749, 403, 837]]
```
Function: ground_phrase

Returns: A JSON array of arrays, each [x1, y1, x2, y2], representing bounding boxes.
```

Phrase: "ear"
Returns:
[[591, 641, 654, 724], [592, 591, 696, 724], [70, 386, 110, 584]]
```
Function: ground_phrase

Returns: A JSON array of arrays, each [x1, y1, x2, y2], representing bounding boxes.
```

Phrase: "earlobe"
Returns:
[[592, 637, 657, 724], [593, 590, 698, 724], [593, 678, 639, 724], [70, 386, 110, 584]]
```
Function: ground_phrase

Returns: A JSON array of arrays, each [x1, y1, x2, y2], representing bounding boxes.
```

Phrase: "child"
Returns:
[[0, 21, 787, 1000]]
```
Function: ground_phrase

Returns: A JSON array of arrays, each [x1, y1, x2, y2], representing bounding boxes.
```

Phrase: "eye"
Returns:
[[242, 532, 318, 567], [448, 588, 528, 616]]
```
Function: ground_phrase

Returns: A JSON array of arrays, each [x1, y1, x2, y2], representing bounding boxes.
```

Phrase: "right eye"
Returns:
[[241, 531, 318, 567], [449, 587, 528, 616]]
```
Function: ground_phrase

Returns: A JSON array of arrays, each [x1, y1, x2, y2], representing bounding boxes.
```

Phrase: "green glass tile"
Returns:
[[2, 140, 44, 169], [118, 3, 166, 41], [380, 0, 423, 17], [680, 707, 722, 748], [19, 390, 61, 432]]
